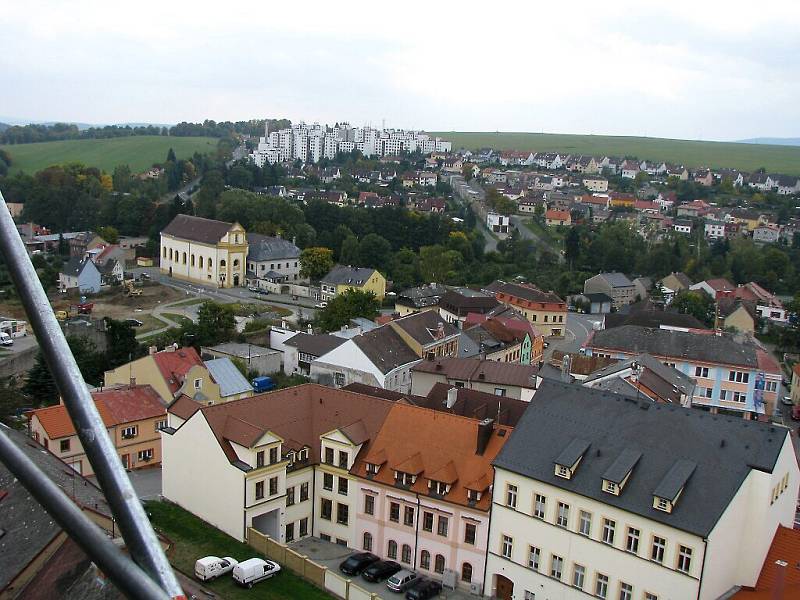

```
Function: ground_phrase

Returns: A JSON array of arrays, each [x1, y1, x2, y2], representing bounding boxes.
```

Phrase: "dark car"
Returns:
[[792, 404, 800, 421], [361, 560, 401, 583], [405, 578, 443, 600], [339, 552, 379, 576], [124, 318, 143, 327]]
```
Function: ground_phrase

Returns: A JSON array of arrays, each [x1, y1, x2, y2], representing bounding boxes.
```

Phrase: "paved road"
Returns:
[[2, 334, 38, 355], [545, 312, 601, 360]]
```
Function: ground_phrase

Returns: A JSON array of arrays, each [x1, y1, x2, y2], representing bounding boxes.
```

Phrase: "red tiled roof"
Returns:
[[732, 526, 800, 598], [545, 209, 570, 221], [153, 347, 204, 394]]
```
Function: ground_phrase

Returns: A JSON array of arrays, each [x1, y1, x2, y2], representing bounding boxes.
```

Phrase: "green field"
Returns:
[[432, 132, 800, 175], [1, 135, 219, 174]]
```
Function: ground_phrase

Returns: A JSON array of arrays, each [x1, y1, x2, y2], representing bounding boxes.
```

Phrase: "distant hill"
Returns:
[[736, 137, 800, 147], [0, 123, 9, 132]]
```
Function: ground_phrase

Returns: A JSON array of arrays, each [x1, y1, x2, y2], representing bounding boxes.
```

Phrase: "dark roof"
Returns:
[[485, 280, 564, 305], [439, 289, 499, 316], [419, 382, 529, 427], [604, 309, 706, 330], [589, 325, 759, 368], [603, 448, 642, 484], [412, 357, 539, 388], [322, 265, 379, 286], [396, 284, 448, 309], [584, 353, 695, 399], [494, 380, 787, 536], [590, 272, 634, 288], [353, 326, 421, 374], [162, 214, 236, 244], [342, 382, 420, 402], [555, 438, 591, 467], [60, 257, 94, 277], [246, 233, 300, 261], [584, 293, 613, 303], [284, 332, 346, 357], [388, 310, 459, 346]]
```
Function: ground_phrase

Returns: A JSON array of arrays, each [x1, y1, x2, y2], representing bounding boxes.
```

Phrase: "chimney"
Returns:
[[772, 560, 787, 600], [129, 377, 136, 388], [476, 418, 494, 455], [436, 322, 445, 340], [446, 387, 458, 409]]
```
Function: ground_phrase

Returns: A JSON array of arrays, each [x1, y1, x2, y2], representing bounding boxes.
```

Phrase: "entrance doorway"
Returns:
[[233, 274, 240, 287], [495, 574, 513, 600], [252, 509, 280, 538]]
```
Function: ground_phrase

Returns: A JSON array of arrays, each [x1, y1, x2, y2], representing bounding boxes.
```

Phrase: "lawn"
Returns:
[[1, 136, 218, 174], [523, 218, 564, 249], [432, 131, 800, 175], [132, 313, 169, 336], [161, 312, 193, 326], [168, 297, 209, 308], [145, 500, 332, 600]]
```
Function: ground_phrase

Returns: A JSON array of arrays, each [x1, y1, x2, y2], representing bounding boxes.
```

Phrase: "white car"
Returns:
[[315, 301, 328, 309], [232, 558, 281, 588], [194, 556, 238, 581]]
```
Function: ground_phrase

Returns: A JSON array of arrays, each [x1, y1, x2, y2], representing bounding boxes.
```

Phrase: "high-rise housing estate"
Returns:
[[250, 121, 452, 166]]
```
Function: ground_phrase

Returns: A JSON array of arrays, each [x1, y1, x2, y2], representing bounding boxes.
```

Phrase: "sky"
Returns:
[[2, 0, 799, 141]]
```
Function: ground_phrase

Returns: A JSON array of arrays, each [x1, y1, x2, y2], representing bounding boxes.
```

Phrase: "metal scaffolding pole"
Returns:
[[0, 192, 184, 599]]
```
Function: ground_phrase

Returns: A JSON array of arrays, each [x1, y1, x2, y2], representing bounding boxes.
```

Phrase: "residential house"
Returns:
[[584, 325, 782, 417], [462, 318, 530, 364], [246, 233, 302, 286], [690, 278, 736, 299], [202, 342, 281, 376], [603, 301, 707, 331], [395, 283, 449, 316], [583, 273, 637, 309], [412, 383, 529, 427], [484, 379, 798, 600], [741, 282, 788, 323], [717, 298, 757, 334], [581, 353, 696, 404], [485, 281, 567, 338], [282, 332, 347, 376], [656, 272, 692, 303], [673, 220, 693, 235], [704, 219, 727, 240], [442, 157, 464, 172], [463, 309, 544, 365], [571, 293, 612, 314], [676, 200, 711, 218], [582, 176, 608, 193], [160, 214, 248, 288], [487, 213, 510, 237], [632, 277, 652, 301], [620, 160, 640, 179], [609, 193, 635, 209], [752, 224, 780, 244], [58, 257, 101, 294], [517, 198, 544, 215], [693, 169, 714, 186], [545, 209, 571, 227], [28, 385, 167, 475], [320, 265, 386, 301], [775, 175, 800, 195], [411, 357, 539, 401], [418, 171, 437, 187], [666, 164, 690, 180], [438, 288, 500, 329]]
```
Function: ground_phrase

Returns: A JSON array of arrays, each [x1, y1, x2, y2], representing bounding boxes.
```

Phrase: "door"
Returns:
[[121, 454, 130, 469], [233, 274, 240, 287], [495, 574, 513, 600]]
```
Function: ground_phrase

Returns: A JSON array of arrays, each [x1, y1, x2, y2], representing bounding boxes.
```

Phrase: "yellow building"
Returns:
[[160, 214, 248, 288], [320, 265, 386, 301]]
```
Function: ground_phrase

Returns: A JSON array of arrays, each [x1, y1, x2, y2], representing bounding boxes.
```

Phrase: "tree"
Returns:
[[316, 288, 380, 332], [340, 235, 360, 265], [105, 318, 143, 369], [112, 164, 133, 192], [0, 378, 27, 425], [358, 234, 392, 269], [195, 301, 235, 346], [300, 247, 334, 280], [462, 163, 474, 181], [23, 351, 60, 405], [166, 147, 177, 163], [97, 225, 120, 244], [672, 290, 715, 326], [24, 336, 107, 402]]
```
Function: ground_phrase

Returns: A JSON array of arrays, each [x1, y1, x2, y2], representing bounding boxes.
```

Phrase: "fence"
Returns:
[[247, 528, 378, 600]]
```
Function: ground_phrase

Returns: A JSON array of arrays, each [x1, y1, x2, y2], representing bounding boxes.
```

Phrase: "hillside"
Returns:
[[432, 132, 800, 175], [737, 137, 800, 147], [0, 136, 218, 174]]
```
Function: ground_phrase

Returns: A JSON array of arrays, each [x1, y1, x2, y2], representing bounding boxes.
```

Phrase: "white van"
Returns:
[[194, 556, 238, 581], [0, 332, 12, 346], [232, 558, 281, 588]]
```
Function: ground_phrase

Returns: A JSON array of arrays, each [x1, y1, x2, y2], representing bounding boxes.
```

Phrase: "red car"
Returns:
[[792, 404, 800, 421]]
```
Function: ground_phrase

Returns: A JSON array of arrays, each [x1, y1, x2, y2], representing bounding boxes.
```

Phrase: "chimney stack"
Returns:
[[446, 387, 458, 409], [476, 418, 494, 455]]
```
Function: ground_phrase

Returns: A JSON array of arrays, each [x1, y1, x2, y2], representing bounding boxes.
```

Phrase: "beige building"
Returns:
[[485, 281, 567, 338], [160, 214, 248, 288]]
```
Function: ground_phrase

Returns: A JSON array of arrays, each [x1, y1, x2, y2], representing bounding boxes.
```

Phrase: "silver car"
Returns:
[[386, 569, 418, 592]]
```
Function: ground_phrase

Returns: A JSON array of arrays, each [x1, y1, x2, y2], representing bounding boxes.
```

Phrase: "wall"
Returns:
[[104, 356, 172, 403], [0, 344, 37, 378]]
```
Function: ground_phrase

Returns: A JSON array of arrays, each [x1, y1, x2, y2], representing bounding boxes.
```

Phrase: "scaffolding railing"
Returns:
[[0, 191, 184, 600]]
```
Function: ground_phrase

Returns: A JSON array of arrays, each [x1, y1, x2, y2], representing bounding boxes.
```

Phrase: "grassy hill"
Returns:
[[432, 132, 800, 175], [0, 136, 219, 174]]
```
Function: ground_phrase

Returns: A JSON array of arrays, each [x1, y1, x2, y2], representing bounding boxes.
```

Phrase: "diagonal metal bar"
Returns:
[[0, 426, 169, 600], [0, 192, 184, 599]]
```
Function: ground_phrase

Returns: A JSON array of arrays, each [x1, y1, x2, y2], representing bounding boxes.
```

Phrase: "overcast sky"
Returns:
[[2, 0, 798, 141]]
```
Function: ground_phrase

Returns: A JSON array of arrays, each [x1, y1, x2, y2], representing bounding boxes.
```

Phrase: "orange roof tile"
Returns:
[[30, 402, 115, 440], [732, 525, 800, 598]]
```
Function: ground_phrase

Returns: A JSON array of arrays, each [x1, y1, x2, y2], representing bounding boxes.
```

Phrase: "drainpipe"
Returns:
[[311, 465, 317, 537], [243, 474, 247, 542], [695, 537, 708, 600], [413, 492, 421, 568], [482, 466, 497, 597]]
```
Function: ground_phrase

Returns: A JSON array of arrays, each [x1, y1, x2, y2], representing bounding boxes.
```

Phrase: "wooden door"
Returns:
[[495, 574, 514, 600]]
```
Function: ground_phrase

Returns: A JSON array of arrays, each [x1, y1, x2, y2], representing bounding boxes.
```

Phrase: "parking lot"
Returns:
[[289, 537, 474, 600]]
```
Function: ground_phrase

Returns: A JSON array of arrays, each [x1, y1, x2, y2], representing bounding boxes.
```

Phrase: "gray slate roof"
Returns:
[[162, 214, 236, 244], [205, 342, 278, 359], [584, 353, 695, 398], [204, 357, 254, 397], [593, 272, 634, 288], [322, 265, 379, 286], [494, 380, 787, 536], [60, 257, 95, 277], [246, 233, 300, 261], [589, 325, 757, 367], [353, 326, 421, 375], [284, 332, 346, 357]]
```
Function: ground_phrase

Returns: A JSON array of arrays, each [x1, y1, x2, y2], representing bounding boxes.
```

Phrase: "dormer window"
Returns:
[[467, 489, 481, 503], [395, 471, 415, 486], [602, 449, 641, 496], [366, 463, 380, 475], [556, 465, 569, 479], [653, 459, 696, 514], [603, 480, 618, 495], [286, 450, 296, 465], [429, 481, 449, 496], [553, 438, 590, 480], [655, 497, 671, 512]]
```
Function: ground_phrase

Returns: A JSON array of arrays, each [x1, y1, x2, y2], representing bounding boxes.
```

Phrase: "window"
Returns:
[[193, 378, 202, 390], [602, 519, 615, 545], [698, 386, 712, 398], [396, 543, 410, 564], [338, 477, 348, 495], [338, 450, 348, 469], [422, 511, 433, 532], [603, 480, 618, 494], [732, 391, 746, 403], [324, 447, 334, 464], [269, 477, 278, 496], [579, 510, 592, 536], [255, 481, 264, 500], [556, 464, 570, 479], [321, 498, 332, 520], [506, 483, 518, 508], [388, 540, 397, 559], [269, 447, 278, 464], [464, 522, 476, 545], [719, 389, 730, 401], [286, 487, 295, 506], [437, 516, 449, 537], [320, 534, 331, 542], [462, 562, 473, 583], [420, 550, 430, 570], [121, 426, 137, 439], [766, 381, 778, 392], [619, 582, 633, 600], [60, 439, 70, 453], [300, 482, 309, 502], [595, 573, 609, 599], [190, 254, 195, 267], [334, 372, 345, 387], [695, 366, 709, 377], [534, 494, 546, 519], [299, 518, 308, 537], [550, 555, 563, 580], [645, 594, 658, 600], [677, 546, 692, 573], [494, 387, 507, 396], [656, 497, 669, 512], [364, 495, 375, 515], [728, 370, 749, 383], [389, 502, 400, 522], [434, 554, 445, 574], [573, 564, 585, 589], [528, 546, 540, 571], [403, 506, 414, 527], [155, 420, 167, 431], [651, 536, 666, 563], [336, 503, 349, 525], [557, 502, 570, 528], [363, 532, 373, 551], [137, 449, 153, 461], [626, 527, 640, 554], [323, 473, 333, 491], [501, 535, 513, 558]]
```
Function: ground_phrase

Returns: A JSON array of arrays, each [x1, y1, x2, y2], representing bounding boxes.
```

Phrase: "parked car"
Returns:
[[194, 556, 238, 581], [248, 286, 260, 292], [792, 404, 800, 421], [361, 560, 401, 583], [232, 558, 281, 588], [0, 332, 13, 346], [256, 288, 270, 295], [339, 552, 379, 576], [782, 395, 794, 406], [314, 301, 328, 309], [387, 569, 419, 592], [124, 318, 143, 327], [405, 578, 443, 600]]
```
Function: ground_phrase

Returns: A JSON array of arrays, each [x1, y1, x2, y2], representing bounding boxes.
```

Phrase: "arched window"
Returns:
[[461, 562, 473, 582], [162, 246, 166, 258], [233, 258, 240, 267], [420, 550, 430, 570], [169, 248, 173, 260], [199, 256, 204, 268], [363, 532, 372, 551], [434, 554, 445, 574], [387, 540, 397, 559], [401, 544, 412, 564], [190, 254, 195, 267], [208, 258, 213, 269], [220, 259, 227, 268], [182, 252, 187, 264]]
